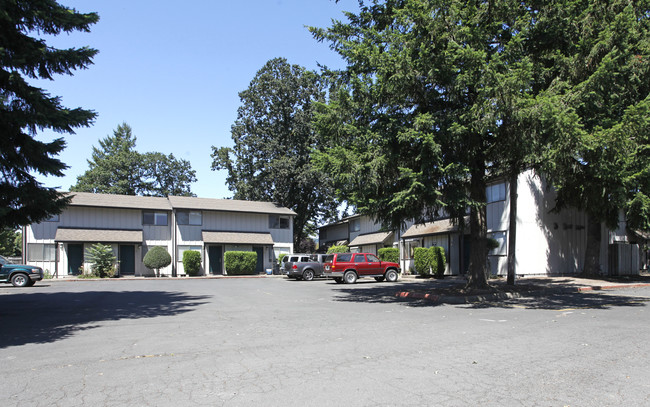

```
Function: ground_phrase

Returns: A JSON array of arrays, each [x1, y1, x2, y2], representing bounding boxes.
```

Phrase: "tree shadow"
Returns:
[[0, 290, 209, 348], [328, 280, 650, 310]]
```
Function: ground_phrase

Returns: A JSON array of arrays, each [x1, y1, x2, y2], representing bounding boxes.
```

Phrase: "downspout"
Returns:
[[171, 208, 177, 277]]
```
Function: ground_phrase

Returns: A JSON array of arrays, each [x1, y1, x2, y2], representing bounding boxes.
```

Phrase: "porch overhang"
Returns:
[[402, 217, 468, 239], [55, 228, 143, 243], [349, 231, 394, 247], [202, 231, 274, 245]]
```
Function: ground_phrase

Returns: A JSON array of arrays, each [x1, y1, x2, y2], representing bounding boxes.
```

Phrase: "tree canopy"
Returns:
[[72, 123, 197, 197], [211, 57, 339, 251], [0, 0, 99, 229], [311, 0, 650, 285]]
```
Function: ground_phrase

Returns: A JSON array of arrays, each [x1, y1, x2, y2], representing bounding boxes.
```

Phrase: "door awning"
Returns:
[[202, 231, 274, 245], [349, 231, 394, 247], [55, 228, 143, 243]]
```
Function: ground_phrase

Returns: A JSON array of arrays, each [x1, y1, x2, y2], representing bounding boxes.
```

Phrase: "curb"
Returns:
[[395, 283, 650, 304]]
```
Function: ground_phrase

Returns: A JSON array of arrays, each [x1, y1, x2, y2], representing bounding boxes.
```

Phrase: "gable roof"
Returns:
[[67, 192, 171, 211], [64, 192, 296, 215], [168, 196, 296, 216]]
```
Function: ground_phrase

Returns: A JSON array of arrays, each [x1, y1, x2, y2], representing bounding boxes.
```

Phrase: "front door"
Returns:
[[68, 244, 84, 275], [208, 245, 223, 275], [119, 245, 135, 275], [253, 246, 264, 274]]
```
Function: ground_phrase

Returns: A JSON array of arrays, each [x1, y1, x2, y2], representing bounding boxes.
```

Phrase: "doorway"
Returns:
[[119, 245, 135, 275], [68, 244, 83, 275], [208, 245, 223, 275], [253, 246, 264, 274]]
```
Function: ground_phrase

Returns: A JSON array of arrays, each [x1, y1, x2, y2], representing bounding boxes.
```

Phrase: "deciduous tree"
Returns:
[[0, 1, 98, 228], [211, 58, 339, 250]]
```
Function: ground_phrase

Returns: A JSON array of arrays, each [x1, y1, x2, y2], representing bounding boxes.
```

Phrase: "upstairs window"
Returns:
[[486, 183, 506, 203], [349, 218, 360, 233], [143, 211, 168, 226], [177, 210, 202, 225], [269, 215, 290, 229]]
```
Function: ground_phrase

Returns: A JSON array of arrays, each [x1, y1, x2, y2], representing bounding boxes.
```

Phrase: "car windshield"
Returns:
[[0, 255, 8, 266]]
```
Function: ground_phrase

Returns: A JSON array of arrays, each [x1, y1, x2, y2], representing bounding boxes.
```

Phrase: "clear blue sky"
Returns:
[[34, 0, 358, 199]]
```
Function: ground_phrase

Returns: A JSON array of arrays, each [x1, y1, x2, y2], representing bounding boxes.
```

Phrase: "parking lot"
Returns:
[[2, 277, 649, 406]]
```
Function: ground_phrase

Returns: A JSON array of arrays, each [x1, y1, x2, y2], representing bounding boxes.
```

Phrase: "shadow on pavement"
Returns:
[[328, 279, 650, 310], [0, 291, 209, 348]]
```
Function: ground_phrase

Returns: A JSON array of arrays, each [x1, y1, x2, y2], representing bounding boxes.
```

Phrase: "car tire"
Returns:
[[374, 276, 385, 282], [11, 273, 30, 287], [333, 277, 344, 284], [344, 271, 357, 284], [302, 269, 314, 281], [385, 269, 399, 282]]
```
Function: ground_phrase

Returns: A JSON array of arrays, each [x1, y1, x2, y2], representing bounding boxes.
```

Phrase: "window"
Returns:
[[28, 243, 56, 261], [353, 254, 365, 262], [337, 253, 353, 262], [143, 211, 168, 226], [349, 219, 360, 233], [269, 215, 290, 229], [178, 245, 202, 261], [406, 240, 420, 259], [177, 210, 202, 225], [367, 254, 380, 262], [486, 183, 506, 203], [488, 231, 507, 256], [45, 214, 59, 222]]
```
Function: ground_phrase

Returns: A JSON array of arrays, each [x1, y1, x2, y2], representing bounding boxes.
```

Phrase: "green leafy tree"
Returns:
[[73, 123, 197, 196], [85, 243, 116, 278], [0, 1, 98, 228], [143, 246, 171, 277], [0, 228, 21, 256], [211, 58, 339, 251]]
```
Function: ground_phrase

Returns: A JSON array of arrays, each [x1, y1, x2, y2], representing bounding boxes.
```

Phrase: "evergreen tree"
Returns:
[[72, 123, 197, 197], [0, 1, 99, 228]]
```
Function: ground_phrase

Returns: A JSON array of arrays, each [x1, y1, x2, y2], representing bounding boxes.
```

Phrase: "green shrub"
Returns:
[[378, 247, 399, 263], [224, 251, 257, 275], [278, 253, 288, 264], [432, 247, 446, 279], [85, 243, 117, 278], [183, 250, 202, 276], [327, 245, 349, 254], [143, 246, 171, 277], [413, 247, 433, 277]]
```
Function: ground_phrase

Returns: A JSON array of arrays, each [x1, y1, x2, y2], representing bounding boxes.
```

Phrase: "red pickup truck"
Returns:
[[323, 252, 401, 284]]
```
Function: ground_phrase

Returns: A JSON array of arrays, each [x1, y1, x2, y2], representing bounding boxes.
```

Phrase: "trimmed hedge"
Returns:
[[327, 245, 349, 254], [183, 250, 201, 276], [413, 246, 446, 278], [378, 247, 399, 263], [224, 251, 258, 275]]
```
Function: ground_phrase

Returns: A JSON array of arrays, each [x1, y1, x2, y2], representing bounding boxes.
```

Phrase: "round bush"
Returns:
[[143, 246, 171, 277]]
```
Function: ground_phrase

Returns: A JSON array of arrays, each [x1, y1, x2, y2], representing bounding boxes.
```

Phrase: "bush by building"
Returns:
[[143, 246, 171, 277], [224, 251, 257, 275], [378, 247, 399, 263], [183, 250, 202, 276]]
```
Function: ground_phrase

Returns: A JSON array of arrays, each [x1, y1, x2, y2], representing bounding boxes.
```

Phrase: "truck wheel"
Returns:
[[302, 269, 315, 281], [344, 271, 357, 284], [385, 269, 399, 282], [11, 273, 30, 287]]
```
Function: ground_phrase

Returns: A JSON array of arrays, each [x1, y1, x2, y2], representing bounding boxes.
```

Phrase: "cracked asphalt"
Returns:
[[1, 277, 649, 406]]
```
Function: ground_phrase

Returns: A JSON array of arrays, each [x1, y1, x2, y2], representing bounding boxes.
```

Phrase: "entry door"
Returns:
[[119, 245, 135, 275], [68, 244, 84, 275], [208, 245, 223, 275], [253, 246, 264, 274]]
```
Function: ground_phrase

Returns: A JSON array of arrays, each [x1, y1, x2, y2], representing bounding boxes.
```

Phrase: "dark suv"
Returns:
[[323, 252, 401, 284], [0, 255, 44, 287]]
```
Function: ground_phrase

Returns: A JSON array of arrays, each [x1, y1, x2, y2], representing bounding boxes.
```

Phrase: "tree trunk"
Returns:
[[507, 172, 517, 285], [466, 169, 489, 289], [582, 214, 602, 277]]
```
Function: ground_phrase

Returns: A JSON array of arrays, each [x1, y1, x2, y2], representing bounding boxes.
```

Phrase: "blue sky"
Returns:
[[34, 0, 358, 199]]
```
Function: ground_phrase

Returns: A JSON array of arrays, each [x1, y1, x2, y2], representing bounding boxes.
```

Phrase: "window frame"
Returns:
[[269, 215, 290, 230], [143, 211, 169, 226], [28, 243, 56, 261], [177, 210, 202, 226]]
